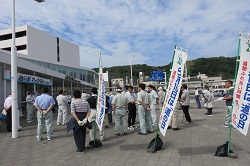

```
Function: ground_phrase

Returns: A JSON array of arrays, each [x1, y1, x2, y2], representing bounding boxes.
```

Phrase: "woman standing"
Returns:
[[69, 90, 91, 152]]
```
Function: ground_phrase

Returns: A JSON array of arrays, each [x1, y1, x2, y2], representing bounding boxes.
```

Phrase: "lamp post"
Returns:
[[11, 0, 44, 138], [130, 55, 135, 86]]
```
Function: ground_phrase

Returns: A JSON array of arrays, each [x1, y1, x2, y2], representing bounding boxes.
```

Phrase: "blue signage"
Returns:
[[152, 71, 164, 81]]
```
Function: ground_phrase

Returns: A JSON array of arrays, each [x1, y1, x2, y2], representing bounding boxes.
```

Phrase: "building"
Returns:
[[0, 25, 98, 108]]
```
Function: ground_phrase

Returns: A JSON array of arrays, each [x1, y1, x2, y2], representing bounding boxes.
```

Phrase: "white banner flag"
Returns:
[[96, 55, 106, 131], [159, 47, 188, 136], [231, 34, 250, 136]]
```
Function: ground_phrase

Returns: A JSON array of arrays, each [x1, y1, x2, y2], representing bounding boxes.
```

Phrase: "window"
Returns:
[[0, 31, 27, 41], [16, 45, 27, 51], [57, 37, 60, 62]]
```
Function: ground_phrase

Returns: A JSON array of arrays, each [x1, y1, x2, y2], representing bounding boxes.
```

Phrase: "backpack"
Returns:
[[147, 134, 163, 152]]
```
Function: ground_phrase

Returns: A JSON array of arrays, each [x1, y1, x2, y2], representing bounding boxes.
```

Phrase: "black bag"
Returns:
[[147, 134, 163, 152], [215, 141, 234, 157], [89, 139, 102, 148]]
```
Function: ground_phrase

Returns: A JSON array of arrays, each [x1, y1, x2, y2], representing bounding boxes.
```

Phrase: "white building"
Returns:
[[0, 25, 97, 108]]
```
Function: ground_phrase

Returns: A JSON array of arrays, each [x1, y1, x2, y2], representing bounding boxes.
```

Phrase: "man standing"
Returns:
[[137, 84, 153, 135], [158, 87, 165, 111], [221, 80, 234, 127], [87, 87, 105, 141], [181, 84, 192, 123], [148, 85, 159, 126], [26, 91, 36, 123], [112, 87, 128, 136], [56, 90, 68, 126], [34, 87, 55, 141], [4, 93, 12, 132], [125, 86, 137, 130], [194, 88, 201, 109]]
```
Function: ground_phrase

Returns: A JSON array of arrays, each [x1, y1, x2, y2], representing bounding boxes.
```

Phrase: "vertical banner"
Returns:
[[96, 53, 106, 131], [159, 46, 188, 136], [231, 34, 250, 136]]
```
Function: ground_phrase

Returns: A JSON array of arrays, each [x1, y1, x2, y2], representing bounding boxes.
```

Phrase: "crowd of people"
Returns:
[[2, 80, 234, 152]]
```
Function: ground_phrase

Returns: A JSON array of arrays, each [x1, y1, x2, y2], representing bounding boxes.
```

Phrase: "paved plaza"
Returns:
[[0, 99, 250, 166]]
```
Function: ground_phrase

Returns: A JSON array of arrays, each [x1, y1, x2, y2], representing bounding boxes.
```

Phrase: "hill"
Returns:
[[93, 56, 237, 83]]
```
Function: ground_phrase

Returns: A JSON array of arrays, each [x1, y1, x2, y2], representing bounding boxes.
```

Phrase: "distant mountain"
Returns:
[[93, 56, 237, 84]]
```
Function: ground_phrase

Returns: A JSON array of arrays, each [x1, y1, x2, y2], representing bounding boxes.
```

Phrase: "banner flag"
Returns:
[[231, 34, 250, 136], [96, 53, 106, 131], [159, 46, 188, 136]]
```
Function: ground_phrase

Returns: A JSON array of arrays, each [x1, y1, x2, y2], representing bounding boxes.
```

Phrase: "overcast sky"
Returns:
[[1, 0, 249, 68]]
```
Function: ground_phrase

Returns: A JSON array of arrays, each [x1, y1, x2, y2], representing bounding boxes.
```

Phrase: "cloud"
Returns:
[[0, 0, 249, 68]]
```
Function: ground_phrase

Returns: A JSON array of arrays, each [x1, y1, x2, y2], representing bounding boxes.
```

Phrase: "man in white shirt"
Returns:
[[125, 86, 137, 130], [56, 90, 68, 125], [4, 93, 12, 132], [148, 85, 159, 126], [26, 91, 36, 123], [158, 87, 165, 111]]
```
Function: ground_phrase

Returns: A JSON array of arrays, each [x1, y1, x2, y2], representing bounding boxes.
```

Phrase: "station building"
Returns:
[[0, 25, 98, 108]]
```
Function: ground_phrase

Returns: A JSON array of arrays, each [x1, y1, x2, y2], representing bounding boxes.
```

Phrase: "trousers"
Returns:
[[6, 108, 12, 132], [128, 103, 136, 127], [169, 109, 178, 128], [182, 105, 191, 122], [138, 105, 153, 134], [57, 106, 68, 125], [73, 112, 87, 151], [37, 110, 53, 140], [150, 104, 158, 124], [114, 108, 127, 134]]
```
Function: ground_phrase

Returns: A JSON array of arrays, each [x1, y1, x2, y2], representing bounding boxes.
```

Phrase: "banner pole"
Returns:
[[227, 33, 241, 154], [153, 45, 177, 150]]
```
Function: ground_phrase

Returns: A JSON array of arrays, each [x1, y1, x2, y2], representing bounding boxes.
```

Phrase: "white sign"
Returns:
[[159, 47, 187, 136], [5, 70, 52, 86], [231, 35, 250, 136], [96, 56, 106, 131]]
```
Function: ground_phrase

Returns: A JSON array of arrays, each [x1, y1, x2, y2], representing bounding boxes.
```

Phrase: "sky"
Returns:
[[0, 0, 250, 68]]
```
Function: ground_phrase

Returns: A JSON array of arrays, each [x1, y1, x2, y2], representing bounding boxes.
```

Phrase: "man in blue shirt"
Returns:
[[34, 87, 55, 141]]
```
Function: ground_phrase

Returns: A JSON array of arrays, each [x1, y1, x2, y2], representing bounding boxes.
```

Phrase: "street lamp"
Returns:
[[11, 0, 45, 138], [130, 55, 135, 86]]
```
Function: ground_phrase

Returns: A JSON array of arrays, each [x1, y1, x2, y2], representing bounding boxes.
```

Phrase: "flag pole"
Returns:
[[153, 45, 177, 150], [227, 33, 241, 155]]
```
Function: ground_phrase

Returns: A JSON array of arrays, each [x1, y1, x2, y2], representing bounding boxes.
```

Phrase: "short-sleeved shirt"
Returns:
[[150, 90, 159, 105], [137, 90, 150, 105], [181, 89, 190, 106], [71, 99, 91, 114], [112, 93, 128, 109], [225, 87, 234, 106], [125, 91, 137, 103], [4, 95, 12, 108], [34, 94, 55, 109], [158, 90, 165, 104], [56, 94, 68, 106], [86, 95, 97, 109]]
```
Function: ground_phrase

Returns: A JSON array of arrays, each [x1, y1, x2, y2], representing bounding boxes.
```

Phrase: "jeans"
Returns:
[[108, 108, 113, 123], [138, 105, 153, 134], [128, 103, 136, 127], [114, 108, 127, 134], [182, 105, 191, 122], [195, 95, 201, 108], [37, 110, 53, 140]]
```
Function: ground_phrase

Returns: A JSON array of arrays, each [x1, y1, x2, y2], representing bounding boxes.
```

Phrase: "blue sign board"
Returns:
[[152, 71, 164, 81]]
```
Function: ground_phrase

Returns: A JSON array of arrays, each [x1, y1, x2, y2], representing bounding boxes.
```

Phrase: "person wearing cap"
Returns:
[[181, 84, 192, 123], [86, 88, 105, 141], [112, 87, 128, 136], [137, 84, 153, 135]]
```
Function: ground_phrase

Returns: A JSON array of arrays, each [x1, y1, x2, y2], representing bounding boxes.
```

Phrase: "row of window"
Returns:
[[2, 45, 27, 51], [0, 31, 26, 41], [20, 57, 97, 85]]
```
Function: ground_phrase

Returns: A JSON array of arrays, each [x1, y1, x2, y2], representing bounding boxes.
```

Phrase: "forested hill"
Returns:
[[93, 56, 237, 81]]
